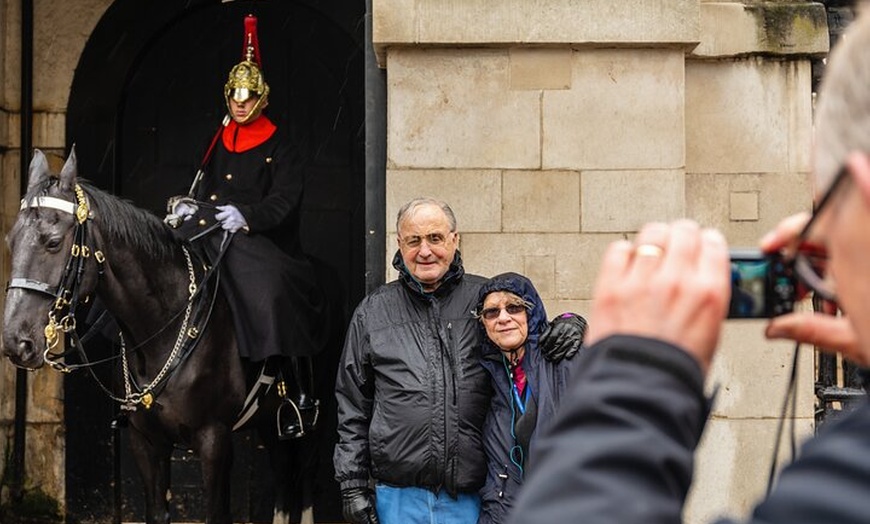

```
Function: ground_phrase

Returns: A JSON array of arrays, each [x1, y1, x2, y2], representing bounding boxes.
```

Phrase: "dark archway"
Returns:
[[65, 1, 365, 521]]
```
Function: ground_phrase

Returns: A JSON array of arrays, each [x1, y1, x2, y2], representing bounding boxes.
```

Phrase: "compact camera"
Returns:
[[728, 249, 796, 319]]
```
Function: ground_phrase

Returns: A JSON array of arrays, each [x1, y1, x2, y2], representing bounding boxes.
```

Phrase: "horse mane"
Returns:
[[24, 176, 181, 262]]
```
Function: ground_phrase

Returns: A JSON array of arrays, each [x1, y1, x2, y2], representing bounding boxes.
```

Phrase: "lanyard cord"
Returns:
[[502, 354, 529, 477]]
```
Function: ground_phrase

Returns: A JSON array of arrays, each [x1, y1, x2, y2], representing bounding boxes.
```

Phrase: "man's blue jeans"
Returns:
[[375, 484, 481, 524]]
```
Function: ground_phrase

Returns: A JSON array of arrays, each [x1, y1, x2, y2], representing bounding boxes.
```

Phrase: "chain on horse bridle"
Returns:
[[8, 184, 106, 371]]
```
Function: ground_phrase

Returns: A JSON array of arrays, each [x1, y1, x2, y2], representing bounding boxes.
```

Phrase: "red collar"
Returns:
[[221, 115, 277, 153]]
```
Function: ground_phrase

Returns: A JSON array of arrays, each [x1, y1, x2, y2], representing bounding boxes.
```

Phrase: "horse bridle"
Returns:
[[8, 184, 105, 371]]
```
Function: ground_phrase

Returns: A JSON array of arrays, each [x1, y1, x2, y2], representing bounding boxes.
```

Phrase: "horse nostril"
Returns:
[[2, 335, 34, 359], [18, 338, 34, 356]]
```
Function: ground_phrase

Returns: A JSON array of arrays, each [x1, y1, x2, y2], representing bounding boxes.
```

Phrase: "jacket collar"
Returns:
[[392, 250, 465, 299]]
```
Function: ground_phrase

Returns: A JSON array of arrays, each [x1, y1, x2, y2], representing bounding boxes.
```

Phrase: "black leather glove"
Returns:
[[341, 486, 380, 524], [539, 313, 588, 363]]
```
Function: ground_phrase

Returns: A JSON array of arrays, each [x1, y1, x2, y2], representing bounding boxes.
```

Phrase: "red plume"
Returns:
[[242, 14, 263, 67]]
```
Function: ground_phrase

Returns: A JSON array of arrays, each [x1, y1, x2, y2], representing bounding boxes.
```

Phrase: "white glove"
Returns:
[[174, 202, 196, 218], [164, 197, 198, 228], [215, 205, 248, 233]]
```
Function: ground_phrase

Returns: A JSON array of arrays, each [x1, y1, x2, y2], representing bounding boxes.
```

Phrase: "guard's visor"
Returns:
[[231, 87, 252, 103]]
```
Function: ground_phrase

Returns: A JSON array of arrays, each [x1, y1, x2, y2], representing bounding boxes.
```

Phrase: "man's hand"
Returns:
[[341, 487, 379, 524], [586, 220, 731, 375], [540, 313, 587, 363], [766, 312, 863, 365], [759, 212, 864, 364], [215, 205, 248, 233]]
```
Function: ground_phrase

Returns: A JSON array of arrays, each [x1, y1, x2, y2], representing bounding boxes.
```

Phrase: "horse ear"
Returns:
[[58, 145, 78, 191], [27, 149, 51, 191]]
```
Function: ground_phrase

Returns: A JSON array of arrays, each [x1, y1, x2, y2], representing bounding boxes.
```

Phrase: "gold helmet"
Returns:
[[224, 15, 270, 123]]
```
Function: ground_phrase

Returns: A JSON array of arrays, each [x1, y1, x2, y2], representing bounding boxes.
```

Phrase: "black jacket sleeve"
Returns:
[[508, 335, 709, 524], [510, 334, 870, 524], [333, 306, 376, 491]]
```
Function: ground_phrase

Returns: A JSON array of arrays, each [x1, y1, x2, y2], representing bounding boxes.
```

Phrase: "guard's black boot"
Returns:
[[278, 356, 319, 440]]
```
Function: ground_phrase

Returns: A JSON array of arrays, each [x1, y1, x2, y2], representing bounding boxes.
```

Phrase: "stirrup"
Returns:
[[277, 398, 320, 440]]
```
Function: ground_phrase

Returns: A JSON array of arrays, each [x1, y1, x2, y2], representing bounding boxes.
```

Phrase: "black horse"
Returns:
[[2, 149, 321, 524]]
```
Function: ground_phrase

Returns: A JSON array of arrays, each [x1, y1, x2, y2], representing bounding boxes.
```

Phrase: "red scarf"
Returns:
[[513, 358, 527, 394], [221, 115, 277, 153]]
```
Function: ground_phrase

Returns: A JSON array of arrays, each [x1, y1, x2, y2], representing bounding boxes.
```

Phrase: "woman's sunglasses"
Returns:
[[477, 302, 531, 322]]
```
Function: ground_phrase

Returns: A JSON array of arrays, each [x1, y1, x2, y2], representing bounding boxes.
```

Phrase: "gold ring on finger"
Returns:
[[636, 244, 664, 258]]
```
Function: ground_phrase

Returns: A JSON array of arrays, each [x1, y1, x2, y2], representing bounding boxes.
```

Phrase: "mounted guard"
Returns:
[[165, 14, 327, 440]]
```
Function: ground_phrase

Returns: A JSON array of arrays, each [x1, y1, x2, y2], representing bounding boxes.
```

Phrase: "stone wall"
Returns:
[[376, 1, 827, 522]]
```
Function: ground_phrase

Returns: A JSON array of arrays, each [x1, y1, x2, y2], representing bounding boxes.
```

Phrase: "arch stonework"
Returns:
[[0, 0, 830, 521]]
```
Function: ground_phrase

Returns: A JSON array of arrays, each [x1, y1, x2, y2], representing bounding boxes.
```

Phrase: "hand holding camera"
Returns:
[[586, 220, 731, 374], [758, 212, 862, 365]]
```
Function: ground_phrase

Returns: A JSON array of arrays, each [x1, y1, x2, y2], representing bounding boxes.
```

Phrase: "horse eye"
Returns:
[[45, 237, 63, 251]]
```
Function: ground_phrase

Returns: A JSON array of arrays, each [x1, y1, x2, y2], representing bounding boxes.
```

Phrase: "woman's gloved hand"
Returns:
[[539, 313, 588, 363]]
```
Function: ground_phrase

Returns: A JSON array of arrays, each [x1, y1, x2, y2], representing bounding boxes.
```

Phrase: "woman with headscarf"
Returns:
[[475, 272, 586, 524]]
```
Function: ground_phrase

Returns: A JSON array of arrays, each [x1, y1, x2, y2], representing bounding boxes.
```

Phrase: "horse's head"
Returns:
[[3, 148, 100, 369]]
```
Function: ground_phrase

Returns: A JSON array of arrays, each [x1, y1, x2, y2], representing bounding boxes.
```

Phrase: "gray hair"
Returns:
[[396, 197, 458, 232], [813, 3, 870, 191]]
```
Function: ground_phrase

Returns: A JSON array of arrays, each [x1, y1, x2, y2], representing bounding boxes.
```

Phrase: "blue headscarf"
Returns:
[[475, 272, 548, 356]]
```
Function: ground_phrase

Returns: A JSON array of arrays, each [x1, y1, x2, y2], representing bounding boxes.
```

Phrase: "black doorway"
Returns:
[[64, 0, 365, 521]]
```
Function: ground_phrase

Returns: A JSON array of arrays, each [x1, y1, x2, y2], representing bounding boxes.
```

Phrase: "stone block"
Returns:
[[387, 49, 541, 169], [686, 417, 814, 524], [0, 108, 8, 146], [0, 359, 14, 422], [27, 365, 64, 423], [686, 172, 812, 247], [1, 0, 19, 110], [686, 59, 813, 174], [509, 49, 571, 91], [372, 0, 415, 51], [34, 112, 66, 149], [459, 232, 621, 299], [543, 299, 593, 322], [503, 170, 580, 232], [23, 422, 65, 511], [2, 150, 21, 227], [373, 0, 701, 65], [708, 319, 815, 419], [694, 2, 829, 58], [386, 169, 502, 234], [729, 191, 759, 221], [522, 255, 555, 299], [543, 49, 685, 170], [581, 169, 685, 233]]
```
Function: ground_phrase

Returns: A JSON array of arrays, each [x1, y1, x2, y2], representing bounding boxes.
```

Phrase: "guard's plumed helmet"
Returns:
[[224, 14, 270, 123]]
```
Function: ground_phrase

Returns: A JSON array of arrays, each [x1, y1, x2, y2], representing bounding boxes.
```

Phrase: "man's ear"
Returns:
[[847, 151, 870, 204]]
